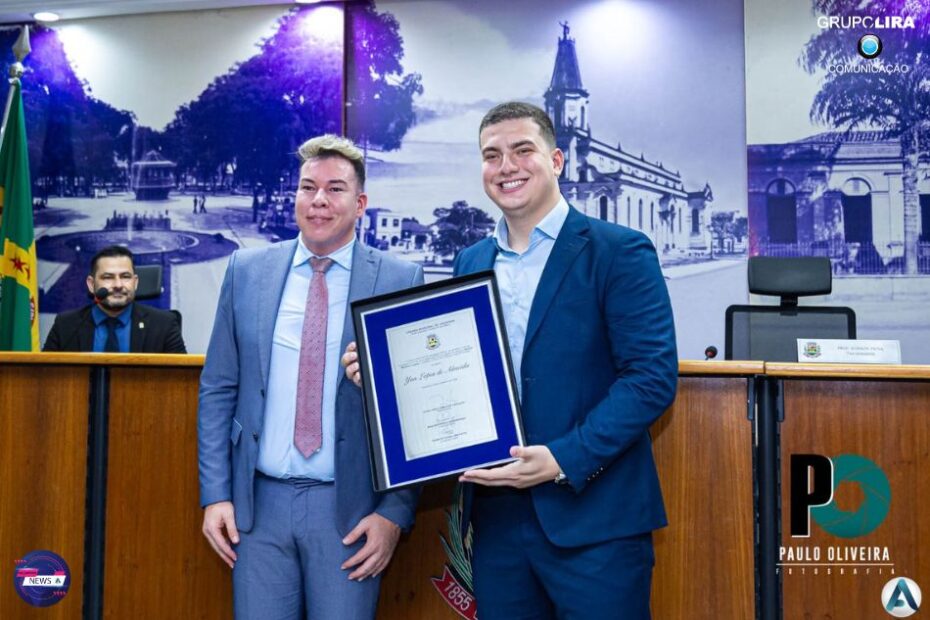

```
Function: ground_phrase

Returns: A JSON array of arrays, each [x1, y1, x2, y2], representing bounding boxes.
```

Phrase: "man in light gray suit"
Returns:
[[198, 135, 423, 619]]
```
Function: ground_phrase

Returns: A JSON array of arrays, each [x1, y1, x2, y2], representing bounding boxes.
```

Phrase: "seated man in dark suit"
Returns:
[[43, 245, 186, 353]]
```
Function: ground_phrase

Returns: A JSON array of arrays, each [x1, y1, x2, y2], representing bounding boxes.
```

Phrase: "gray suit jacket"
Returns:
[[198, 239, 424, 535]]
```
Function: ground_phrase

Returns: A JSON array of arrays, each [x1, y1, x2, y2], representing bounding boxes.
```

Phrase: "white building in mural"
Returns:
[[748, 131, 930, 274], [544, 24, 714, 256], [361, 207, 411, 249]]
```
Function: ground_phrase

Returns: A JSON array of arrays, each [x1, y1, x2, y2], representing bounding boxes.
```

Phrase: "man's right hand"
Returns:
[[202, 501, 239, 568], [341, 341, 362, 388]]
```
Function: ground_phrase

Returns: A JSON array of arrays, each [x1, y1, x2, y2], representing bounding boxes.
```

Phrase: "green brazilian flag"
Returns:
[[0, 80, 39, 351]]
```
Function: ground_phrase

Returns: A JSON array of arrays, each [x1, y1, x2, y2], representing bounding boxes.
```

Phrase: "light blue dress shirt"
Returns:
[[492, 198, 569, 400], [92, 303, 132, 352], [257, 237, 354, 480]]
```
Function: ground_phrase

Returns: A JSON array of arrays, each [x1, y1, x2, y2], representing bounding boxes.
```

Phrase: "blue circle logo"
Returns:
[[13, 550, 71, 607], [858, 34, 883, 59]]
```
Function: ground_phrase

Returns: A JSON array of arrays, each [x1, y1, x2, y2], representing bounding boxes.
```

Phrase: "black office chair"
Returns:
[[725, 257, 856, 362], [133, 264, 183, 330]]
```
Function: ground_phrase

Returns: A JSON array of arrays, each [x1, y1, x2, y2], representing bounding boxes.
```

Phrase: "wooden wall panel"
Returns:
[[650, 377, 755, 619], [103, 367, 232, 620], [780, 380, 930, 620], [0, 365, 88, 619]]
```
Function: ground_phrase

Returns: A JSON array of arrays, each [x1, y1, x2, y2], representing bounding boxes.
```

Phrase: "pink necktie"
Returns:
[[294, 256, 333, 458]]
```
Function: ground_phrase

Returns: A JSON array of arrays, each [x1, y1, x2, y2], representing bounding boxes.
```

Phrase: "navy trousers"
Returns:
[[471, 488, 654, 620]]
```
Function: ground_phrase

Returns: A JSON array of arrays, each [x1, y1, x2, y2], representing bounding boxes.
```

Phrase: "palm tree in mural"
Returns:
[[801, 0, 929, 274]]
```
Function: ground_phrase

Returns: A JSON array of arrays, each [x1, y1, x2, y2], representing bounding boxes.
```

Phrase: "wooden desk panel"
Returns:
[[0, 365, 88, 619], [0, 357, 761, 618], [651, 377, 755, 619], [377, 480, 464, 618], [378, 376, 756, 619], [780, 380, 930, 620], [103, 367, 232, 620]]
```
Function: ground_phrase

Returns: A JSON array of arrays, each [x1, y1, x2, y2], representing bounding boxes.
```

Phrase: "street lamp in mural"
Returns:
[[801, 0, 929, 275]]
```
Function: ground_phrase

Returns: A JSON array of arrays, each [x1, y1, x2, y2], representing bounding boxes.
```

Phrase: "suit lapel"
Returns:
[[79, 307, 96, 352], [339, 244, 380, 375], [258, 240, 299, 389], [129, 305, 144, 352], [523, 207, 589, 351]]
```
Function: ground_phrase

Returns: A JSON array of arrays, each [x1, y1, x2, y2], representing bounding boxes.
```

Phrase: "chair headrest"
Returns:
[[134, 264, 164, 300], [748, 256, 832, 297]]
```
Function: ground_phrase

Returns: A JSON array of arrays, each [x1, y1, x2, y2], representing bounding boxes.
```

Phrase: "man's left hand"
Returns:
[[341, 512, 402, 581], [459, 445, 562, 489]]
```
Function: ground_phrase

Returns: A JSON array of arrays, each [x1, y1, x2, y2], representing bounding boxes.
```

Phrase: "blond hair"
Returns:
[[297, 134, 366, 189]]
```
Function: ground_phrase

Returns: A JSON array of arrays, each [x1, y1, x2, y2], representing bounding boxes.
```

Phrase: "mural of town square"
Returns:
[[4, 0, 748, 357], [0, 4, 346, 353], [745, 0, 930, 362], [346, 0, 749, 360]]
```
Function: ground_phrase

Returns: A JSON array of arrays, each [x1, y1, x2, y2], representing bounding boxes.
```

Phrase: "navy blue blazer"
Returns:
[[198, 240, 424, 536], [454, 206, 678, 547]]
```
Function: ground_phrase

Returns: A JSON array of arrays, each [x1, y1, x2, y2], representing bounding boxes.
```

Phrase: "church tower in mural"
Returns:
[[545, 22, 590, 143], [544, 23, 713, 256]]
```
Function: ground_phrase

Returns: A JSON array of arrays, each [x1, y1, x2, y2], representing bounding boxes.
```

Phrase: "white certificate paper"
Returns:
[[385, 307, 498, 460]]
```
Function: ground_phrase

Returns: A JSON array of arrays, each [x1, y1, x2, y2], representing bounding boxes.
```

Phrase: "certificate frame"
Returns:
[[352, 270, 524, 491]]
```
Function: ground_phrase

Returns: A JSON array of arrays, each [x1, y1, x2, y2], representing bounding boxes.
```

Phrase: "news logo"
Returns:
[[12, 550, 70, 607], [882, 577, 921, 617], [858, 34, 883, 59], [789, 453, 890, 538]]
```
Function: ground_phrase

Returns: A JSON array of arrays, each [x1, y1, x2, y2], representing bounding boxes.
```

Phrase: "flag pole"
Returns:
[[1, 25, 30, 145], [0, 23, 36, 348]]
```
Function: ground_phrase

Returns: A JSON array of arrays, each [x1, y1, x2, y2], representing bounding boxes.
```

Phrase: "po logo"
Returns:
[[790, 454, 891, 538]]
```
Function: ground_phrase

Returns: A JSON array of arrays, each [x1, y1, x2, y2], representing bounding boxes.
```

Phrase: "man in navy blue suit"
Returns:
[[454, 101, 678, 619], [343, 102, 677, 618]]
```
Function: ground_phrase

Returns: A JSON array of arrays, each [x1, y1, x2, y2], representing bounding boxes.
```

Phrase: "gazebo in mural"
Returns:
[[131, 151, 176, 201]]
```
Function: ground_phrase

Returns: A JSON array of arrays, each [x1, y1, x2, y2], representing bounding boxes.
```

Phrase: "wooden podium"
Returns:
[[2, 353, 926, 619], [767, 363, 930, 620]]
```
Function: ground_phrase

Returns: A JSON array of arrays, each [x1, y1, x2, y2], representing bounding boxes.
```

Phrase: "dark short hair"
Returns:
[[479, 101, 558, 150], [297, 134, 366, 191], [89, 246, 135, 276]]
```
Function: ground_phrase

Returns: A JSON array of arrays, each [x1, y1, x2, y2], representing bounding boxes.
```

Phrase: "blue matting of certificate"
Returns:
[[361, 283, 520, 487]]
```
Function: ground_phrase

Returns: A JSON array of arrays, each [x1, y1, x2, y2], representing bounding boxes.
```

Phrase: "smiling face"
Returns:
[[480, 117, 564, 227], [86, 256, 138, 316], [295, 155, 367, 256]]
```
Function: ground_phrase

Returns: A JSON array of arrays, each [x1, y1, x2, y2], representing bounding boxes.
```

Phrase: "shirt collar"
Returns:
[[493, 196, 570, 253], [293, 236, 355, 271], [92, 303, 133, 326]]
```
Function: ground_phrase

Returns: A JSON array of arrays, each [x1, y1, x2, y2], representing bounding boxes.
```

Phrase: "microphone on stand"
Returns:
[[94, 287, 110, 303], [704, 345, 718, 361]]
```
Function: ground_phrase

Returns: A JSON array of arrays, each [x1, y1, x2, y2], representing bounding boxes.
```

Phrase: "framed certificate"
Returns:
[[352, 271, 524, 491]]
